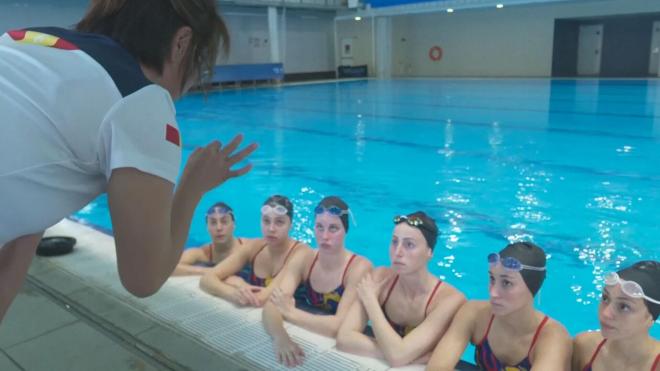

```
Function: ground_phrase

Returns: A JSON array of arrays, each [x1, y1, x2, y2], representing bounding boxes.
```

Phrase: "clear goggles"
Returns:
[[261, 204, 289, 216], [206, 206, 232, 216], [488, 253, 546, 272], [604, 272, 660, 304], [314, 205, 349, 216]]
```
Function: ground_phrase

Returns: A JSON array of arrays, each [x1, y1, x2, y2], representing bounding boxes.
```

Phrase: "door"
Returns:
[[577, 24, 603, 76], [649, 21, 660, 76], [340, 38, 354, 66]]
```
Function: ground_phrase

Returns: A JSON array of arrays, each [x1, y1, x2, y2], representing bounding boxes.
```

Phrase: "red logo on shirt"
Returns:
[[165, 124, 180, 146]]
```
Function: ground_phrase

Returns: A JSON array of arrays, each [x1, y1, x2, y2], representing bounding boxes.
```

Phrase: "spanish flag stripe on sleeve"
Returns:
[[7, 30, 78, 50]]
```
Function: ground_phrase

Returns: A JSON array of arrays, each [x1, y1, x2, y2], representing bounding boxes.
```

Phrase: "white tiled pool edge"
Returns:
[[38, 219, 425, 371]]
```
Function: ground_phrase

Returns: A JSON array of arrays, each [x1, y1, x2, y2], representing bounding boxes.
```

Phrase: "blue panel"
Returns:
[[366, 0, 447, 8], [211, 63, 284, 83]]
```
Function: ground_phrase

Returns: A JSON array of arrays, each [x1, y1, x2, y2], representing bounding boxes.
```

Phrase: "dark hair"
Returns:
[[317, 196, 349, 232], [395, 211, 439, 250], [499, 242, 546, 297], [205, 202, 234, 222], [618, 260, 660, 321], [76, 0, 229, 90], [263, 195, 293, 221]]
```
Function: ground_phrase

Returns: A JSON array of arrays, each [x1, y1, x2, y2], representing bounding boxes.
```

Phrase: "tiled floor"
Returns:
[[0, 283, 161, 371]]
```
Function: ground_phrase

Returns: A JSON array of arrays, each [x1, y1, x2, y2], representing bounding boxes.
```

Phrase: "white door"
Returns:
[[340, 38, 354, 66], [649, 21, 660, 76], [577, 24, 603, 76]]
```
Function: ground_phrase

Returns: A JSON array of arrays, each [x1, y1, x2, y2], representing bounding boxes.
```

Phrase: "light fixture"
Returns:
[[354, 16, 362, 21], [447, 8, 454, 13], [496, 4, 504, 8]]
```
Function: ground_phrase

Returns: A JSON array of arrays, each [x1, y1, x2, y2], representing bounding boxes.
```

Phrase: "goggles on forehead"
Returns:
[[206, 206, 232, 216], [393, 215, 434, 235], [488, 253, 546, 272], [261, 204, 289, 216], [394, 214, 423, 227], [315, 205, 349, 216], [604, 272, 660, 305]]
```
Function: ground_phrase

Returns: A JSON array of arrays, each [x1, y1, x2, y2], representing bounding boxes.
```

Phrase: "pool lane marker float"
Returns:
[[429, 45, 443, 62]]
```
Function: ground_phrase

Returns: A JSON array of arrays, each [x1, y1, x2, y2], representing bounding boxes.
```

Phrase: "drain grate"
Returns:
[[205, 323, 271, 354], [151, 298, 220, 322], [179, 309, 247, 337], [233, 342, 288, 371], [300, 350, 369, 370]]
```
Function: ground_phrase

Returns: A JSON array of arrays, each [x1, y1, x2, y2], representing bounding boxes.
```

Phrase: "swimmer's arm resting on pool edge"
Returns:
[[199, 239, 263, 306], [427, 300, 481, 371], [108, 137, 256, 297], [526, 319, 573, 371], [262, 249, 311, 368], [342, 270, 465, 367], [171, 247, 212, 276], [336, 270, 391, 361], [276, 255, 372, 338]]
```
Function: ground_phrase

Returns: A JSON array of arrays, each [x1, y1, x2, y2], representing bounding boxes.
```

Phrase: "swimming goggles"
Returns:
[[393, 215, 434, 235], [206, 206, 232, 216], [603, 272, 660, 304], [488, 253, 546, 272], [314, 205, 349, 216], [261, 204, 289, 216]]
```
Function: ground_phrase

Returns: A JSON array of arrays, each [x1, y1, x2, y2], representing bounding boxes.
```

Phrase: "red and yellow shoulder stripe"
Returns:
[[7, 30, 78, 50]]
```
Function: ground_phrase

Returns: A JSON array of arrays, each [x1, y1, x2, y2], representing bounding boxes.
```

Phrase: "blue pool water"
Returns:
[[75, 79, 660, 338]]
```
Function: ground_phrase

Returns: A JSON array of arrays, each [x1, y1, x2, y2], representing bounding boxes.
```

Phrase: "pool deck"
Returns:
[[1, 219, 470, 371]]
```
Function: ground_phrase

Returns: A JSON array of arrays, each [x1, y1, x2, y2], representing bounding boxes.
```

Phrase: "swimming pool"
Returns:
[[74, 78, 660, 338]]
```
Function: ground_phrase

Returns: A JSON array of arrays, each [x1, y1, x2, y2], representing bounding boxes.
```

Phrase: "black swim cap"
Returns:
[[394, 211, 439, 250], [499, 241, 547, 297], [317, 196, 349, 232], [618, 260, 660, 321]]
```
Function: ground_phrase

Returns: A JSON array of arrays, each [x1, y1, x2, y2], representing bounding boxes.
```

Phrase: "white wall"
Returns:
[[222, 7, 272, 65], [0, 1, 87, 33], [221, 6, 335, 73], [336, 18, 375, 75], [283, 11, 335, 73], [1, 2, 335, 75], [360, 0, 660, 77]]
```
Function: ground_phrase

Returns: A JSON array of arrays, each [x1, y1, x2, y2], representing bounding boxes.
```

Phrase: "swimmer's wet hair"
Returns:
[[77, 0, 229, 91]]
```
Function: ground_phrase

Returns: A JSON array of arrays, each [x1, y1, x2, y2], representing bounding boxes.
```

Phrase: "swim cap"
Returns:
[[618, 260, 660, 320], [317, 196, 349, 232], [394, 211, 439, 250], [499, 242, 546, 296]]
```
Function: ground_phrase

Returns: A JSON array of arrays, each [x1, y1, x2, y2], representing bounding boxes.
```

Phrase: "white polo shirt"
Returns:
[[0, 27, 182, 247]]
